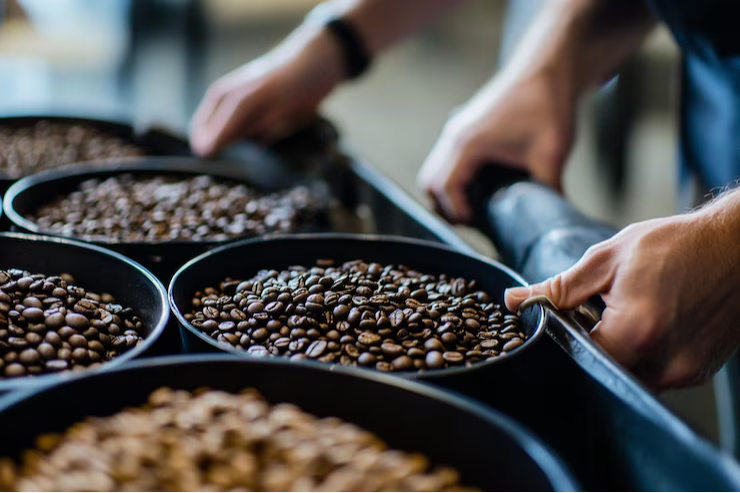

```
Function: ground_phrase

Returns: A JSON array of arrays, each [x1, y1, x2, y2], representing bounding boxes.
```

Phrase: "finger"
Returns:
[[192, 91, 263, 157], [419, 137, 481, 223], [504, 246, 613, 311], [191, 84, 226, 137]]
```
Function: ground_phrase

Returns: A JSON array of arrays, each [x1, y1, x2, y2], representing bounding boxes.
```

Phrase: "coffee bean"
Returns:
[[37, 343, 56, 360], [189, 260, 524, 373], [4, 363, 26, 377], [391, 356, 414, 371], [19, 349, 40, 366], [503, 338, 524, 352], [65, 313, 89, 330], [408, 348, 425, 359], [45, 359, 69, 372], [381, 343, 405, 359], [333, 304, 350, 321], [306, 340, 327, 359], [443, 351, 464, 364], [424, 338, 445, 352], [21, 307, 44, 324], [426, 351, 445, 369], [358, 332, 381, 346], [68, 334, 88, 349], [252, 329, 269, 342]]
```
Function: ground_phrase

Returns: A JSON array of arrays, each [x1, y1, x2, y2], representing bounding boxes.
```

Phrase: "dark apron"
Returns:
[[647, 0, 740, 202]]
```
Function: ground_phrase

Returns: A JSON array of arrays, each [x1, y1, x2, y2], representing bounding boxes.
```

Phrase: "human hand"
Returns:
[[504, 206, 740, 391], [190, 28, 344, 157], [417, 70, 576, 223]]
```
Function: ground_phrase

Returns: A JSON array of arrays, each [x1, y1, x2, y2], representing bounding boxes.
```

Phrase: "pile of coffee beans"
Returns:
[[187, 260, 525, 372], [0, 388, 474, 491], [0, 268, 145, 379], [30, 174, 326, 242], [0, 121, 144, 178]]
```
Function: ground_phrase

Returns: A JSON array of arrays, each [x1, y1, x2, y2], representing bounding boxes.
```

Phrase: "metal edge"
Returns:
[[0, 232, 171, 392], [543, 307, 740, 487], [347, 158, 478, 256], [0, 353, 580, 491], [167, 233, 546, 380]]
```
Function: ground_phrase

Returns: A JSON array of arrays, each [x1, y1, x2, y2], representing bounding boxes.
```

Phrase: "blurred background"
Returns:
[[0, 0, 712, 442]]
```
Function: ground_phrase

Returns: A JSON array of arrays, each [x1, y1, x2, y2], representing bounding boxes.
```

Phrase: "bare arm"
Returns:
[[503, 0, 656, 97], [419, 0, 657, 221], [191, 0, 465, 155]]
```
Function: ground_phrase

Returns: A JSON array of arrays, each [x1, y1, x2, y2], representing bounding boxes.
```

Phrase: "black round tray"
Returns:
[[0, 354, 577, 491], [3, 157, 330, 282], [0, 232, 170, 392]]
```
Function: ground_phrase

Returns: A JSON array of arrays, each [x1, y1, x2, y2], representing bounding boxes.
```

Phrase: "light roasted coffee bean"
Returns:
[[0, 388, 476, 491]]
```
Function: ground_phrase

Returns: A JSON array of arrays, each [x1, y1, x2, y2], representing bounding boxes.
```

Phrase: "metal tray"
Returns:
[[295, 125, 740, 490]]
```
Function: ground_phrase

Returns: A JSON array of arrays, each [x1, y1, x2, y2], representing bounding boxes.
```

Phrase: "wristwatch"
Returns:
[[305, 4, 372, 80]]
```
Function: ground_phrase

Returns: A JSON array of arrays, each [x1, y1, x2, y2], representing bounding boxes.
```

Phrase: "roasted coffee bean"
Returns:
[[503, 338, 524, 351], [306, 340, 327, 358], [0, 268, 145, 379], [443, 351, 464, 365], [426, 351, 445, 369], [189, 260, 524, 372], [381, 343, 405, 359], [391, 355, 414, 371], [30, 173, 326, 242], [358, 332, 382, 346], [0, 388, 475, 491]]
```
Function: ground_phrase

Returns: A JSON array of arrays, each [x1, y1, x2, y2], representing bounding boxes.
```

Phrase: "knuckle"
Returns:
[[543, 275, 567, 306]]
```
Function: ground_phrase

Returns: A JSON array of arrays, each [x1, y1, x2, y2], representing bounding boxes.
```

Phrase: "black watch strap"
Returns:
[[325, 17, 371, 80]]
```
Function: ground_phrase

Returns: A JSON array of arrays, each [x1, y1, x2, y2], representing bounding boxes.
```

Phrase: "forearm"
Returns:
[[272, 0, 464, 64], [498, 0, 655, 98]]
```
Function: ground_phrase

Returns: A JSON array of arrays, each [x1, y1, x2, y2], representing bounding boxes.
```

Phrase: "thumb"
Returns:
[[505, 247, 613, 312]]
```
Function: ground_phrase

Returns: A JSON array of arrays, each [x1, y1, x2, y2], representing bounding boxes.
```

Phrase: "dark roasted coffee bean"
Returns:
[[408, 347, 425, 359], [391, 355, 414, 371], [358, 332, 381, 346], [189, 261, 522, 372], [426, 351, 445, 369], [22, 307, 44, 324], [5, 363, 26, 378], [381, 343, 404, 359], [252, 329, 269, 342], [19, 348, 41, 365], [503, 338, 524, 351], [68, 334, 88, 348], [443, 351, 464, 364]]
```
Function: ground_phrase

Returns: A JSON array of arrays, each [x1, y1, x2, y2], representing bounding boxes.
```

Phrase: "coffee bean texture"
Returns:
[[29, 174, 325, 242], [0, 121, 144, 179], [0, 388, 474, 491], [0, 268, 145, 379], [187, 260, 526, 372]]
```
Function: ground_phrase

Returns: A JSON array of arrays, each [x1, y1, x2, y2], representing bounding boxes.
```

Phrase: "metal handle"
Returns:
[[520, 296, 677, 419]]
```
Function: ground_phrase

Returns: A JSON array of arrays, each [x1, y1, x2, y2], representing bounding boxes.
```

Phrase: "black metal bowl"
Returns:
[[0, 233, 170, 392], [3, 157, 330, 282], [0, 115, 190, 192], [0, 355, 577, 491], [169, 234, 545, 382]]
